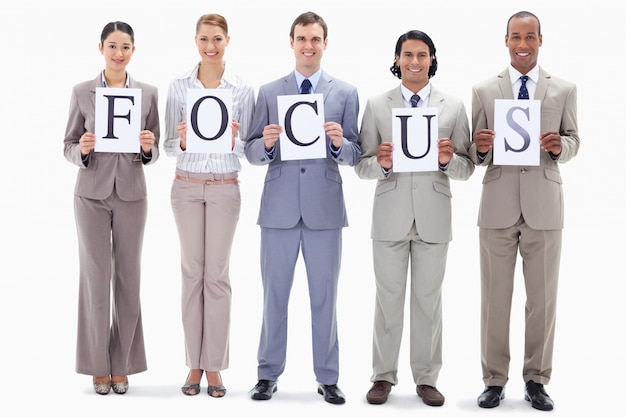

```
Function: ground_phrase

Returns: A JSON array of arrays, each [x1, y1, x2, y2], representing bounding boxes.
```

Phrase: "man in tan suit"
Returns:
[[356, 30, 474, 407], [470, 11, 580, 411]]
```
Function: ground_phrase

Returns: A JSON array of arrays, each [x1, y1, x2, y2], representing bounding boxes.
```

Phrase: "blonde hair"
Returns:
[[196, 14, 228, 35]]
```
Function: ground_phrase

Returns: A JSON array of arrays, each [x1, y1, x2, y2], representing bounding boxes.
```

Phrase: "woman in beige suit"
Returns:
[[63, 21, 159, 395]]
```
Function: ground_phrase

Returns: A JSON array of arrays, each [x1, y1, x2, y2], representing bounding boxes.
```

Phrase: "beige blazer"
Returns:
[[63, 73, 160, 201], [469, 67, 579, 230], [356, 85, 474, 243]]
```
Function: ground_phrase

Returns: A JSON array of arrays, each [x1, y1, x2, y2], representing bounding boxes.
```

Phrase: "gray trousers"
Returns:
[[74, 187, 147, 376]]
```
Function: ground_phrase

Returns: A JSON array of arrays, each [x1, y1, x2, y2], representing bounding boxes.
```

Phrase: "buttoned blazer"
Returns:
[[469, 67, 579, 230], [356, 85, 474, 243], [64, 74, 160, 201], [244, 70, 360, 230]]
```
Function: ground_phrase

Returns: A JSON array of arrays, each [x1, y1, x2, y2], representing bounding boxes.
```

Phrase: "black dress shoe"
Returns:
[[250, 379, 277, 400], [477, 386, 504, 408], [525, 380, 554, 411], [317, 384, 345, 405]]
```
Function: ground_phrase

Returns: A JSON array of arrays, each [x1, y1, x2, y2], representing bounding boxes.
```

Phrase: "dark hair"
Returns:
[[196, 13, 228, 35], [506, 10, 541, 36], [389, 30, 437, 79], [290, 11, 328, 40], [100, 21, 135, 44]]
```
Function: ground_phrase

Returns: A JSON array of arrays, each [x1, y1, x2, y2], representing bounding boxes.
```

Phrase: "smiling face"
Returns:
[[506, 15, 542, 74], [291, 22, 327, 76], [99, 30, 135, 71], [195, 23, 230, 64], [396, 39, 433, 92]]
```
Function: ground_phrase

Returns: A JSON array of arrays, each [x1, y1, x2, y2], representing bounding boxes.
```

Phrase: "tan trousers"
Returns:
[[74, 187, 147, 376], [479, 216, 561, 387], [371, 223, 448, 387], [171, 169, 240, 371]]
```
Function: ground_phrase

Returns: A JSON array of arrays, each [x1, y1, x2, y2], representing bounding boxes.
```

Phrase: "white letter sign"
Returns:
[[391, 107, 439, 172], [95, 87, 142, 153], [185, 89, 233, 154], [277, 94, 326, 161], [494, 99, 541, 166]]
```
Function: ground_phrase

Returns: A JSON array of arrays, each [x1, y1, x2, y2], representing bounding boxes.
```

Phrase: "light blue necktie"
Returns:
[[518, 75, 529, 100]]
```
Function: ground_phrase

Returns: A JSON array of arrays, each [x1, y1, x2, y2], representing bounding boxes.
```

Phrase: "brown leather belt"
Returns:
[[175, 175, 238, 185]]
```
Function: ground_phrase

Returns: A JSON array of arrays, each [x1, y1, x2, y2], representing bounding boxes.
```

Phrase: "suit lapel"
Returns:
[[497, 69, 514, 99], [430, 86, 446, 117], [534, 66, 550, 102], [317, 71, 333, 104], [282, 72, 299, 96], [387, 86, 403, 111]]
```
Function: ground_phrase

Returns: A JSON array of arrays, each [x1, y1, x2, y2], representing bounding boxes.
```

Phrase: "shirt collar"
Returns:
[[179, 61, 238, 89], [101, 70, 129, 88], [294, 69, 322, 93], [400, 82, 431, 106], [508, 65, 539, 85]]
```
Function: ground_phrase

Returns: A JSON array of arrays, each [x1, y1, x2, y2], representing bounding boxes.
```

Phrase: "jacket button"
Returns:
[[301, 168, 306, 173]]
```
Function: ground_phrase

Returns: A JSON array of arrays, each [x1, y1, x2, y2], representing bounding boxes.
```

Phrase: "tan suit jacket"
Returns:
[[63, 74, 160, 201], [356, 85, 474, 243], [469, 67, 579, 230]]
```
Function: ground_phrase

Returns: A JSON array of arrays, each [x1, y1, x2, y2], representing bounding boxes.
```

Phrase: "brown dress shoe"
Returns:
[[416, 385, 445, 406], [366, 381, 393, 404]]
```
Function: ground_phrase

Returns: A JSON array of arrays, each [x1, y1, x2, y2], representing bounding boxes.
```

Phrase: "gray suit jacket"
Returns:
[[469, 67, 579, 230], [244, 70, 360, 230], [356, 85, 474, 243], [64, 74, 160, 201]]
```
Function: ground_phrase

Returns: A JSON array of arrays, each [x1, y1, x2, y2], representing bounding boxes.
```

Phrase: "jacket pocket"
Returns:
[[433, 181, 452, 198], [544, 167, 562, 184], [375, 178, 397, 196]]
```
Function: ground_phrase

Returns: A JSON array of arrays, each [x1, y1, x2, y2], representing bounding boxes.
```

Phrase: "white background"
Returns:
[[1, 1, 623, 416]]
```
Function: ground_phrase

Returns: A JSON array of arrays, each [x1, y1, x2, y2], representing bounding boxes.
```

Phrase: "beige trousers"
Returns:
[[371, 223, 448, 387], [171, 169, 240, 371], [479, 216, 561, 387]]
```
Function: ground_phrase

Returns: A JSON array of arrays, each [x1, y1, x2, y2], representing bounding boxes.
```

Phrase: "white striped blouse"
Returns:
[[164, 62, 255, 173]]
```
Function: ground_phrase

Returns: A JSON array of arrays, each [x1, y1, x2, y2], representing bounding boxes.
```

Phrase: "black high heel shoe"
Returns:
[[181, 370, 203, 396]]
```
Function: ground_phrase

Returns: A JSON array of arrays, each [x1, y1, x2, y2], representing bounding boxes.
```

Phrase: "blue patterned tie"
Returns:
[[300, 78, 312, 94], [410, 94, 421, 107], [518, 75, 529, 100]]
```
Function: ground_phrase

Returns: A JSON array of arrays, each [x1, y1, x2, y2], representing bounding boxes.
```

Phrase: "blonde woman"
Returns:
[[164, 13, 255, 397]]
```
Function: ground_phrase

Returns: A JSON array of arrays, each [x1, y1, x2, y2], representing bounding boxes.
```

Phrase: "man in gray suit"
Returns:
[[355, 30, 474, 406], [244, 11, 360, 405], [471, 11, 579, 411]]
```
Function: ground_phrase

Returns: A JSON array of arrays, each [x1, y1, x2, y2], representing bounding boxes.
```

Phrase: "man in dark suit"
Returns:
[[244, 11, 360, 405], [470, 10, 580, 411]]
